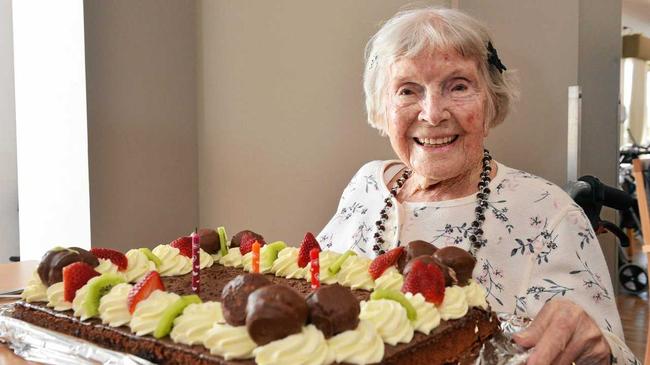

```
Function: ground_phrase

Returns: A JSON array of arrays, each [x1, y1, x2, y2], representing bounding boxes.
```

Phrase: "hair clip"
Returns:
[[487, 41, 507, 74]]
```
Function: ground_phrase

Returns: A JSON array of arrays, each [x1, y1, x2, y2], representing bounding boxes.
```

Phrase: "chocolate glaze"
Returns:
[[306, 284, 360, 338], [230, 230, 265, 248], [37, 247, 99, 286], [246, 285, 308, 345], [198, 228, 220, 254], [433, 246, 476, 286], [404, 255, 457, 287], [398, 240, 438, 273], [220, 274, 271, 326]]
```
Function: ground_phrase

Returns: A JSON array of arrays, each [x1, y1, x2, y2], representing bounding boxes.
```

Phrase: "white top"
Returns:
[[318, 160, 637, 363]]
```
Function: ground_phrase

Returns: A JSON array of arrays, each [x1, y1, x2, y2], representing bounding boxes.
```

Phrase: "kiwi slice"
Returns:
[[81, 273, 126, 318], [153, 294, 202, 339], [139, 248, 162, 269], [217, 227, 229, 256], [328, 250, 356, 275], [370, 289, 417, 321], [260, 241, 287, 268]]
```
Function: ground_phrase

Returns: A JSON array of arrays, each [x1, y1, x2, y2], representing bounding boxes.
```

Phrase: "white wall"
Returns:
[[13, 0, 91, 261], [198, 0, 449, 245], [84, 1, 199, 252], [0, 0, 19, 263]]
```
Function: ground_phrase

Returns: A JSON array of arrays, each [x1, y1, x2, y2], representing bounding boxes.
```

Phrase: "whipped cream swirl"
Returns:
[[124, 249, 158, 283], [204, 324, 257, 360], [336, 255, 375, 291], [94, 258, 124, 277], [303, 251, 340, 284], [463, 280, 488, 310], [152, 245, 192, 276], [359, 299, 413, 345], [21, 271, 47, 303], [404, 292, 441, 334], [327, 320, 384, 364], [171, 302, 224, 345], [254, 325, 331, 365], [271, 247, 307, 279], [373, 267, 403, 291], [46, 282, 72, 311], [129, 290, 181, 336], [98, 283, 133, 327], [439, 286, 469, 320], [219, 249, 243, 268]]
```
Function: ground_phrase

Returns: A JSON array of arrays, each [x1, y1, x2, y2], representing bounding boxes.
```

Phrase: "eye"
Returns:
[[451, 83, 468, 92], [398, 87, 415, 96]]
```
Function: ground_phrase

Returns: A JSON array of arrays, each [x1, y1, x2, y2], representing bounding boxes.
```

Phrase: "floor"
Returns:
[[617, 245, 648, 361]]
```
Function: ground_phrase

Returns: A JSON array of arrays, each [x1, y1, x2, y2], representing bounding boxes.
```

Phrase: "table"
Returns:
[[0, 261, 41, 365]]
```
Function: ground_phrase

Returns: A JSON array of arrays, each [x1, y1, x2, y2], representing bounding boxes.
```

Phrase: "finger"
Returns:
[[555, 312, 611, 365], [525, 319, 575, 365], [513, 302, 557, 348], [551, 335, 584, 365]]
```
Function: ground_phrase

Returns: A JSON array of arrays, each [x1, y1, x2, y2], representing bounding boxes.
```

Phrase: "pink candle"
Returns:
[[252, 241, 260, 273], [191, 229, 200, 293], [310, 248, 320, 289]]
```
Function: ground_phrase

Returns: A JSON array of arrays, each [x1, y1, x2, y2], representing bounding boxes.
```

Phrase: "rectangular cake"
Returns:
[[10, 233, 500, 365]]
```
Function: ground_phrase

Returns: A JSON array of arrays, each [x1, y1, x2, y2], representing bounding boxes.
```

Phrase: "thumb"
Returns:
[[513, 320, 547, 348]]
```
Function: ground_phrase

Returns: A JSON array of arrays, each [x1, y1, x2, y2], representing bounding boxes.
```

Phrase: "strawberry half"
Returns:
[[297, 232, 321, 268], [90, 247, 128, 271], [401, 259, 445, 305], [62, 261, 100, 302], [170, 236, 192, 258], [239, 232, 267, 255], [368, 246, 405, 280], [127, 271, 165, 314]]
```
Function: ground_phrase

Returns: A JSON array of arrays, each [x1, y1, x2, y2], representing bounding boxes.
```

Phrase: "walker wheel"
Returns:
[[618, 263, 648, 294]]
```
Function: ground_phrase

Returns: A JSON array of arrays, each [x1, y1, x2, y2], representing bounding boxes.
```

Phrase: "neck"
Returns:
[[400, 160, 494, 202]]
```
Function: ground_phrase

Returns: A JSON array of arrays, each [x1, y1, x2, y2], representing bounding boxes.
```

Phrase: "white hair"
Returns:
[[363, 7, 518, 135]]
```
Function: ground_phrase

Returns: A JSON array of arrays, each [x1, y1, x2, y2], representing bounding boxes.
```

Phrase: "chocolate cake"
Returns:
[[11, 232, 500, 365]]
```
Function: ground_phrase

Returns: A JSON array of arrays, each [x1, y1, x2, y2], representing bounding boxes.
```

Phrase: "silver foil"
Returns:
[[0, 303, 153, 365], [473, 312, 534, 365], [0, 302, 532, 365]]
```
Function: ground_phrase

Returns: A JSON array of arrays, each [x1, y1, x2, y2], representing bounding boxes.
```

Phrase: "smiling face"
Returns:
[[385, 49, 488, 185]]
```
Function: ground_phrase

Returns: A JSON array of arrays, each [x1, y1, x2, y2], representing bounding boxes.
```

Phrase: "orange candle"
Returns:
[[252, 241, 260, 273]]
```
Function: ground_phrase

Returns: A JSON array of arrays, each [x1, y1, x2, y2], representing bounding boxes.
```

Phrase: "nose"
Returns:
[[418, 92, 450, 125]]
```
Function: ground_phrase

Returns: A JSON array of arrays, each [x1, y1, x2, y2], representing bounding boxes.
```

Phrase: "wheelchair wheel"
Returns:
[[618, 263, 648, 294]]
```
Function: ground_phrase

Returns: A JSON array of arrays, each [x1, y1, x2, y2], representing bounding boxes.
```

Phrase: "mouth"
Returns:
[[413, 135, 459, 147]]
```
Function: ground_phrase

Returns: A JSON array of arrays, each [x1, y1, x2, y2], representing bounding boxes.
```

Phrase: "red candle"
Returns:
[[252, 241, 260, 273], [310, 248, 320, 289], [191, 229, 200, 293]]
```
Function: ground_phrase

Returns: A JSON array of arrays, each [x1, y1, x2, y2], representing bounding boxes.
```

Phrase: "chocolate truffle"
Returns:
[[433, 246, 476, 286], [306, 284, 360, 338], [397, 240, 438, 273], [246, 285, 308, 345], [230, 230, 265, 248], [403, 255, 457, 287], [37, 247, 99, 286], [221, 273, 271, 326], [198, 228, 220, 254]]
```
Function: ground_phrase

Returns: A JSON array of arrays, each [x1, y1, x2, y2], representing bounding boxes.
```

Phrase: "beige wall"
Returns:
[[198, 0, 448, 245], [84, 1, 198, 252]]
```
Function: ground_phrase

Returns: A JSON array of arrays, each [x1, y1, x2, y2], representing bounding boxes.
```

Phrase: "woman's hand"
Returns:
[[512, 299, 611, 365]]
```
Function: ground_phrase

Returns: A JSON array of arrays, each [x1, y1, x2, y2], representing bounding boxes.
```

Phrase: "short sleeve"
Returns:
[[519, 208, 638, 363], [317, 161, 385, 256]]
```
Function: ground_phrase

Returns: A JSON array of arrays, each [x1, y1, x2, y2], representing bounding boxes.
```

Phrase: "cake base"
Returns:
[[11, 264, 500, 364]]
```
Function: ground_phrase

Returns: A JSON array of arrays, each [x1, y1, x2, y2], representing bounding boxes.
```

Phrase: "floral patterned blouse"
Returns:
[[318, 160, 638, 363]]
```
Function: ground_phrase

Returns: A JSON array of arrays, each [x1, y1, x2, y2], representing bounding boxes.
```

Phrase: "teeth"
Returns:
[[416, 136, 456, 146]]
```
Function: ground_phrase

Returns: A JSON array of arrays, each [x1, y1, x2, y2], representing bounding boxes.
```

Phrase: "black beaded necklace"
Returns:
[[372, 149, 493, 257]]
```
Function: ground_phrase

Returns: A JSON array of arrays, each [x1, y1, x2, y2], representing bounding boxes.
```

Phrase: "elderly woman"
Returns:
[[318, 7, 637, 365]]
